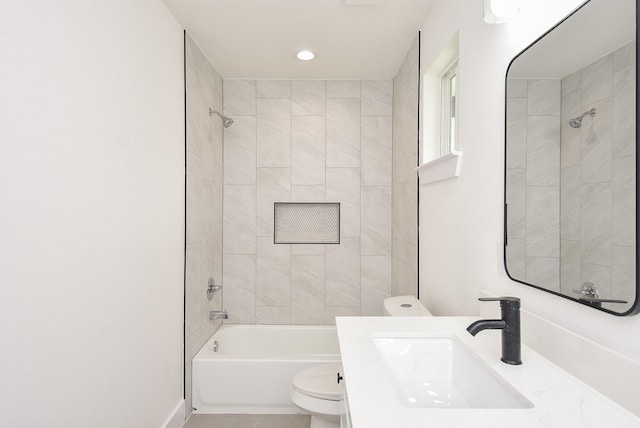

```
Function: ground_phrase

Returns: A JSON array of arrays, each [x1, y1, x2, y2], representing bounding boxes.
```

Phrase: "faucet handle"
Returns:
[[479, 297, 520, 302], [479, 296, 520, 310]]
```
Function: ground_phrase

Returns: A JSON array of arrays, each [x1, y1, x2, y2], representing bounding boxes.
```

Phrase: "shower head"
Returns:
[[568, 108, 596, 128], [209, 108, 234, 128]]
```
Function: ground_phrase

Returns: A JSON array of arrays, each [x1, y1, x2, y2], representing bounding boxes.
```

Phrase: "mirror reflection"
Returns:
[[504, 0, 638, 314]]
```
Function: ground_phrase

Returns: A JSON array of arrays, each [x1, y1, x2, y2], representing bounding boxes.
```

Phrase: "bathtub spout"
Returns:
[[209, 310, 228, 320]]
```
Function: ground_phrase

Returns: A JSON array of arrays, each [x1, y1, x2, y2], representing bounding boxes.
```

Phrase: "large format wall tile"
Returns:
[[256, 237, 291, 307], [326, 98, 361, 167], [581, 98, 612, 184], [292, 116, 326, 185], [224, 80, 256, 116], [560, 239, 580, 295], [224, 116, 257, 185], [327, 80, 360, 98], [560, 166, 580, 241], [223, 254, 257, 323], [361, 116, 392, 185], [326, 237, 361, 307], [361, 80, 393, 116], [292, 80, 325, 116], [526, 116, 560, 187], [257, 98, 291, 167], [257, 80, 291, 98], [528, 79, 561, 116], [223, 78, 393, 324], [526, 257, 559, 292], [525, 187, 559, 258], [361, 256, 391, 315], [326, 168, 361, 238], [361, 186, 392, 255], [581, 53, 613, 107], [613, 63, 636, 157], [581, 182, 612, 266], [223, 184, 256, 254], [257, 168, 290, 237], [291, 255, 326, 324], [506, 98, 527, 169], [612, 155, 635, 248]]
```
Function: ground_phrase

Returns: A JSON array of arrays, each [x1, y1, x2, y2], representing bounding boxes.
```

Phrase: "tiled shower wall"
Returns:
[[222, 79, 393, 324], [392, 34, 420, 298], [506, 41, 636, 309], [185, 34, 224, 413]]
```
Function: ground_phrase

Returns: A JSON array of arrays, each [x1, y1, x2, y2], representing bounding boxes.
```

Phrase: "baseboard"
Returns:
[[164, 400, 185, 428]]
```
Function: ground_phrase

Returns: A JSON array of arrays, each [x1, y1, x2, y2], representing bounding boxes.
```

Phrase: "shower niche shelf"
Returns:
[[273, 202, 340, 244]]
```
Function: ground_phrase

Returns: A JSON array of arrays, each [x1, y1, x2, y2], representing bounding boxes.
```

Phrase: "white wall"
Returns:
[[418, 0, 640, 403], [0, 1, 185, 427]]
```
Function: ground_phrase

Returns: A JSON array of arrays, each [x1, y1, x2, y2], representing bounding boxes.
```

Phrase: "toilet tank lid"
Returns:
[[384, 295, 432, 316]]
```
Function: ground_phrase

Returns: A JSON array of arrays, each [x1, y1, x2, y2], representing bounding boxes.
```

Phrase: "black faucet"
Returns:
[[466, 297, 522, 365]]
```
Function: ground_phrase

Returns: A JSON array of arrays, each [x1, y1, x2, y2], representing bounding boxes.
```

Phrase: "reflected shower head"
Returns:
[[568, 108, 596, 128], [209, 108, 234, 128]]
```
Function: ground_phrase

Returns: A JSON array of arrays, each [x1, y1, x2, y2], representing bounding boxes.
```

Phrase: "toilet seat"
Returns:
[[292, 363, 342, 401]]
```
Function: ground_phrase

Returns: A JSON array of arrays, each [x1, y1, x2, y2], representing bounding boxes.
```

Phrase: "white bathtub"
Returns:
[[192, 324, 341, 414]]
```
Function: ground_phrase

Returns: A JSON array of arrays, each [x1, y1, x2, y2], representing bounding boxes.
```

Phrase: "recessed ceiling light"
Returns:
[[296, 50, 316, 61]]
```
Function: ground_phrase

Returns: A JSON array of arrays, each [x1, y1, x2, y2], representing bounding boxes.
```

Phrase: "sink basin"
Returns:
[[372, 335, 533, 409]]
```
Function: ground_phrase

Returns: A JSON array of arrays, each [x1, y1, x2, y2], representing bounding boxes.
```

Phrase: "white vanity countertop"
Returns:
[[336, 316, 640, 428]]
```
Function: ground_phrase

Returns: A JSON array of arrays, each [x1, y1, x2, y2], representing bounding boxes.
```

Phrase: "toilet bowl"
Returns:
[[383, 295, 433, 316], [290, 362, 343, 428], [290, 296, 430, 426]]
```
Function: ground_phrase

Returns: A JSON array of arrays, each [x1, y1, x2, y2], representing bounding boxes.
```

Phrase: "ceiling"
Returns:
[[508, 0, 635, 79], [163, 0, 436, 79]]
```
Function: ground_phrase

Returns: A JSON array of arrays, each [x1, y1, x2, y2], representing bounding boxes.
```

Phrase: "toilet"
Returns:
[[290, 362, 343, 428], [290, 295, 431, 427]]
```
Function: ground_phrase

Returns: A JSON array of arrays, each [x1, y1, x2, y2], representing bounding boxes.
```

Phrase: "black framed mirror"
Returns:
[[504, 0, 639, 315]]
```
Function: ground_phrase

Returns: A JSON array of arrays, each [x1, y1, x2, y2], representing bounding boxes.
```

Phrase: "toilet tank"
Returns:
[[383, 295, 432, 316]]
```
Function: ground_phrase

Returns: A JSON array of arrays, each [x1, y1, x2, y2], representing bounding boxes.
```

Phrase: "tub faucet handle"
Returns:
[[207, 277, 223, 301]]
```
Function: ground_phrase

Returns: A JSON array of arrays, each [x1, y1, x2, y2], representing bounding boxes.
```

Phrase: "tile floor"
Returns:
[[182, 414, 310, 428]]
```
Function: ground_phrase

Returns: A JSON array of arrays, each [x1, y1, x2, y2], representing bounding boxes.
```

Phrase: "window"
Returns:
[[440, 61, 458, 156], [418, 32, 462, 185]]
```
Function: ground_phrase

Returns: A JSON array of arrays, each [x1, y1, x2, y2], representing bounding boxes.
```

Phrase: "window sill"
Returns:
[[417, 151, 463, 185]]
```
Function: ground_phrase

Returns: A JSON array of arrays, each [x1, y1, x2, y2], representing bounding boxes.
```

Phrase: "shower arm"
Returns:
[[577, 108, 596, 120], [208, 108, 234, 128]]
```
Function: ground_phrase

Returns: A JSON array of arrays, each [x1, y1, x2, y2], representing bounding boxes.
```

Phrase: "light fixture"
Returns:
[[296, 50, 316, 61], [483, 0, 520, 24]]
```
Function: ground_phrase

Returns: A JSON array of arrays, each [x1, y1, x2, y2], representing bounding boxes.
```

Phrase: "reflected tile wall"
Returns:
[[506, 40, 635, 305], [223, 78, 393, 324], [506, 77, 561, 285], [559, 41, 635, 302]]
